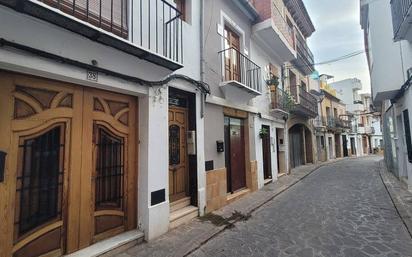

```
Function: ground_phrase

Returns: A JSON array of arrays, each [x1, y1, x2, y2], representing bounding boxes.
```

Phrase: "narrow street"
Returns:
[[189, 157, 412, 257]]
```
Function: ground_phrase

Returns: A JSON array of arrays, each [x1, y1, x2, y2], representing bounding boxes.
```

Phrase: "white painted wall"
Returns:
[[360, 0, 407, 103], [0, 6, 173, 82], [138, 86, 170, 240], [330, 78, 363, 114], [249, 39, 287, 188]]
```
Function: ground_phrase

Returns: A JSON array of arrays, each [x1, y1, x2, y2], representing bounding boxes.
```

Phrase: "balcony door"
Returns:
[[224, 26, 241, 82]]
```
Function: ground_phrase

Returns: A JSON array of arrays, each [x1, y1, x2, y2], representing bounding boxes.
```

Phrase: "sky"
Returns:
[[302, 0, 371, 93]]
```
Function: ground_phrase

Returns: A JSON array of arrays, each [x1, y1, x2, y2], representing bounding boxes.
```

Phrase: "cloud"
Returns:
[[302, 0, 371, 92]]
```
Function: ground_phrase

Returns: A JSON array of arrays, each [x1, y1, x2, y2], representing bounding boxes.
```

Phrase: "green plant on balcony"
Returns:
[[282, 91, 296, 112], [259, 127, 269, 138], [265, 73, 279, 87]]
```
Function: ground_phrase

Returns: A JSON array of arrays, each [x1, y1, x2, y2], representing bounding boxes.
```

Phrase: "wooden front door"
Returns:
[[0, 72, 137, 257], [261, 125, 272, 180], [342, 135, 349, 157], [224, 117, 246, 193], [83, 88, 137, 244], [289, 126, 304, 169], [223, 25, 241, 82], [168, 106, 188, 202]]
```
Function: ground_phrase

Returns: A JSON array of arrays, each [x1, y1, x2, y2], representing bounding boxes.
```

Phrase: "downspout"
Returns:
[[200, 0, 206, 118]]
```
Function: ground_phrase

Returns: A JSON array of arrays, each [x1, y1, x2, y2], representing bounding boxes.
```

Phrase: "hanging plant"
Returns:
[[259, 127, 269, 138], [265, 73, 280, 87]]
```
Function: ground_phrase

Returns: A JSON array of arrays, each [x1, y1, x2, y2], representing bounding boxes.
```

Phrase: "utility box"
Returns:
[[187, 131, 196, 155]]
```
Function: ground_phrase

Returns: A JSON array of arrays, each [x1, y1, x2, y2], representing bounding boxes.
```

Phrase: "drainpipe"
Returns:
[[200, 0, 205, 118]]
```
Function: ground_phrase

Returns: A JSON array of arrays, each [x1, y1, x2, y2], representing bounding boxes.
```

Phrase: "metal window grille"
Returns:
[[15, 126, 64, 236], [95, 127, 124, 209]]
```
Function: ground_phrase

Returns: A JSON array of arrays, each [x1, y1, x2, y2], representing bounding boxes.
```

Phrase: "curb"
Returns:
[[377, 160, 412, 240]]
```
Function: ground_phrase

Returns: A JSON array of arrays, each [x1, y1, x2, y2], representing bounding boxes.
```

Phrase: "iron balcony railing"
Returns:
[[314, 116, 351, 129], [37, 0, 183, 63], [297, 86, 317, 115], [219, 47, 262, 93], [270, 87, 293, 112], [391, 0, 412, 39], [294, 32, 314, 74], [271, 0, 295, 48], [289, 84, 317, 117], [336, 118, 351, 128]]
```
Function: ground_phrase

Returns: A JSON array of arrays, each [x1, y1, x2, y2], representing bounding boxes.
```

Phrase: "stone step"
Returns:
[[170, 197, 191, 213], [65, 230, 144, 257], [169, 206, 198, 229]]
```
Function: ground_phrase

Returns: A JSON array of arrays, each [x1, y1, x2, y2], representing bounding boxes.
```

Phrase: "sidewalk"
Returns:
[[378, 160, 412, 239], [115, 158, 348, 257]]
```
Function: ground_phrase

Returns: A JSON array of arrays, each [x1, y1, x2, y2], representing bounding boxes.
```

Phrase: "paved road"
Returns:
[[190, 157, 412, 257]]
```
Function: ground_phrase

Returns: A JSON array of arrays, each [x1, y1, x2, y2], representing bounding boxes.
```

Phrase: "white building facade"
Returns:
[[330, 78, 365, 157], [360, 0, 412, 190], [0, 0, 319, 256], [0, 0, 208, 256]]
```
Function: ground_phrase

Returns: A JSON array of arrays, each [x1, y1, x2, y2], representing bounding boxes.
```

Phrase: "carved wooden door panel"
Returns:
[[80, 88, 137, 244], [168, 106, 188, 202], [0, 72, 82, 257], [0, 72, 137, 257]]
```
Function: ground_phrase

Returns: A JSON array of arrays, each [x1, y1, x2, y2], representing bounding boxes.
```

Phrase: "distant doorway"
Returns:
[[261, 125, 272, 180], [342, 135, 349, 157], [224, 116, 246, 193], [350, 137, 356, 156], [335, 134, 342, 158], [289, 125, 304, 168]]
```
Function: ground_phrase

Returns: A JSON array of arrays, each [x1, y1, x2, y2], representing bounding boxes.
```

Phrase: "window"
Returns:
[[15, 125, 64, 236], [402, 110, 412, 163], [95, 126, 125, 209], [174, 0, 186, 21], [169, 125, 181, 165]]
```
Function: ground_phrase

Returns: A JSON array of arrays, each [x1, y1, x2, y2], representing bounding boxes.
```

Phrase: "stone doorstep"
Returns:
[[64, 230, 144, 257], [226, 188, 251, 204], [264, 178, 272, 185]]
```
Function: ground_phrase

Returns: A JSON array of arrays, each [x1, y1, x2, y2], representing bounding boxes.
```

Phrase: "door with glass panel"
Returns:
[[223, 25, 241, 82], [0, 72, 137, 257]]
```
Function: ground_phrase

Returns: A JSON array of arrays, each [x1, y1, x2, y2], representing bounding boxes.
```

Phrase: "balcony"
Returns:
[[359, 126, 374, 134], [290, 84, 317, 118], [270, 86, 293, 113], [291, 32, 314, 75], [391, 0, 412, 41], [252, 0, 296, 62], [0, 0, 183, 70], [218, 47, 262, 102], [314, 116, 350, 131]]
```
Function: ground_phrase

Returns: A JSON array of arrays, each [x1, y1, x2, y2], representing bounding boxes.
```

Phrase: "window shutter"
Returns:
[[40, 0, 128, 38]]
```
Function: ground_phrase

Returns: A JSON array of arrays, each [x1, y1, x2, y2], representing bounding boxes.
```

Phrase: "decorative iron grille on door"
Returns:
[[95, 126, 124, 210], [15, 124, 65, 238]]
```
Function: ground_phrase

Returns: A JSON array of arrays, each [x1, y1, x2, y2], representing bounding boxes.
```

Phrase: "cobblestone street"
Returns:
[[189, 157, 412, 257]]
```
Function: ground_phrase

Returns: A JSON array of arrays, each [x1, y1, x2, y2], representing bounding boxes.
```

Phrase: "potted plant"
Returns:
[[265, 73, 280, 90], [259, 127, 269, 138]]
